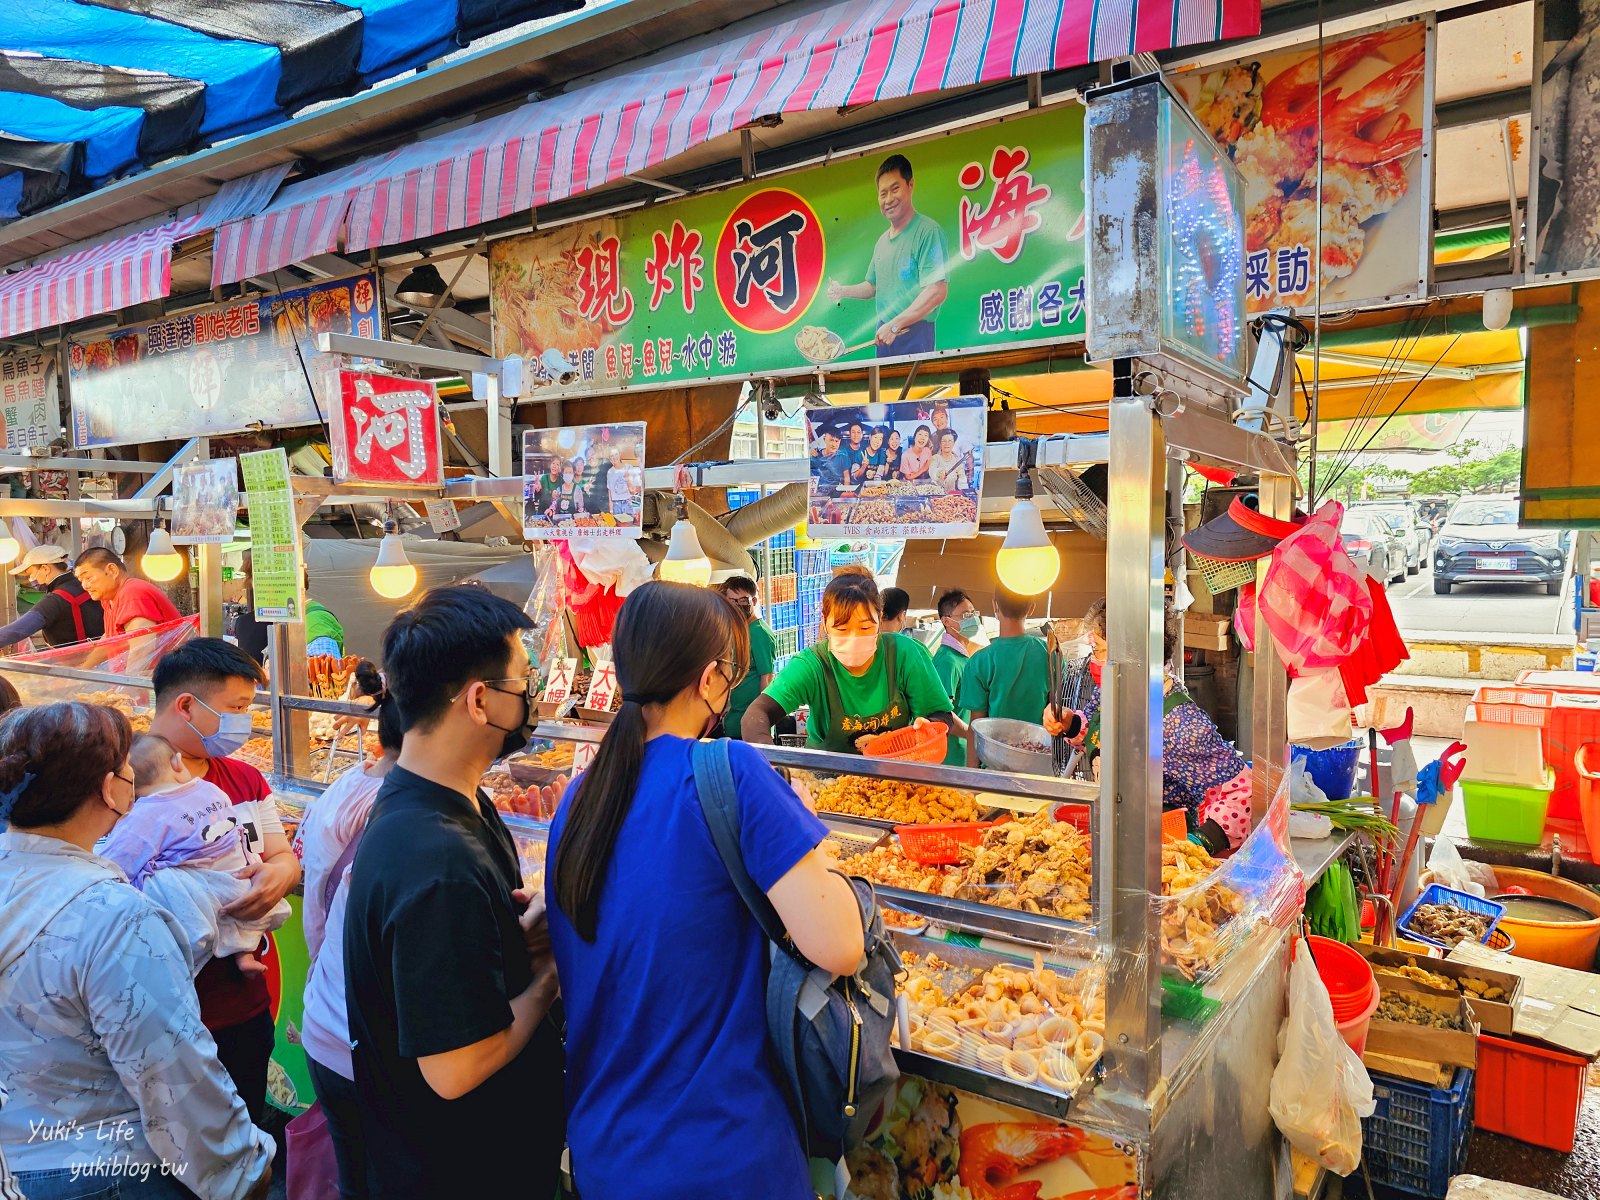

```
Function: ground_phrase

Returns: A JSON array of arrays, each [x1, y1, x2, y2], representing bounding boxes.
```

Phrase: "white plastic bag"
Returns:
[[1425, 837, 1497, 899], [1269, 939, 1376, 1176], [1287, 669, 1355, 750]]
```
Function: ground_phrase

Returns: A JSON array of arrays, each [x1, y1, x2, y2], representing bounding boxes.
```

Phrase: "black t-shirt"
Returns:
[[33, 571, 104, 645], [343, 765, 566, 1198], [232, 607, 270, 666]]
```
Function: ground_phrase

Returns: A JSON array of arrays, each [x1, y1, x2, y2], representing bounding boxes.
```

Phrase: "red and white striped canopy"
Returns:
[[214, 0, 1260, 286], [0, 214, 206, 340]]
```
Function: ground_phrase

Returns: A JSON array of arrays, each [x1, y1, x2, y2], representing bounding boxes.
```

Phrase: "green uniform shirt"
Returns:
[[958, 634, 1050, 724], [306, 599, 344, 653], [724, 619, 777, 738], [764, 635, 950, 751], [931, 642, 969, 766], [866, 212, 947, 328]]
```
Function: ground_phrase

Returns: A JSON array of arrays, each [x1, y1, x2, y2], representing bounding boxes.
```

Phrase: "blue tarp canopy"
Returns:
[[0, 0, 584, 219]]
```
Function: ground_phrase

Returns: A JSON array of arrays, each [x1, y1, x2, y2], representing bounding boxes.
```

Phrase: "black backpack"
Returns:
[[691, 739, 901, 1161]]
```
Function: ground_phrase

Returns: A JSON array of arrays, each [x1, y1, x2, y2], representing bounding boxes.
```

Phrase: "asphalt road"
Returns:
[[1387, 562, 1569, 638]]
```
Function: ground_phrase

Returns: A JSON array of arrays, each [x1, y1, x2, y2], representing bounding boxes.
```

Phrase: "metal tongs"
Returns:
[[1046, 620, 1091, 779]]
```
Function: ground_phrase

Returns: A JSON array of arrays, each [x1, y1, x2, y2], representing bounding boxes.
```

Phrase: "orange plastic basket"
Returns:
[[895, 821, 999, 865], [862, 721, 948, 763]]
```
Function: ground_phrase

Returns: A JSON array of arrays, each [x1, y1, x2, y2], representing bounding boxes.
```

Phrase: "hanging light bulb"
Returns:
[[0, 525, 20, 567], [369, 519, 419, 599], [141, 525, 185, 582], [995, 437, 1060, 596], [658, 495, 712, 586]]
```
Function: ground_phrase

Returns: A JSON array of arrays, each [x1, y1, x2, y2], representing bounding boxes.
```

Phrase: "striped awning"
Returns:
[[213, 0, 1261, 286], [0, 164, 293, 339]]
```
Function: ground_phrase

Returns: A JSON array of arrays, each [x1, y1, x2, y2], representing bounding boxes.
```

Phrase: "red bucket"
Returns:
[[1307, 935, 1376, 1024]]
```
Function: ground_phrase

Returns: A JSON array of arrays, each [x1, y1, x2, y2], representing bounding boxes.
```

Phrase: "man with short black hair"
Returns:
[[147, 637, 298, 1125], [0, 544, 104, 647], [716, 575, 776, 740], [74, 546, 180, 636], [345, 586, 564, 1199], [932, 589, 981, 766], [959, 586, 1050, 767], [880, 586, 911, 633], [826, 153, 950, 356]]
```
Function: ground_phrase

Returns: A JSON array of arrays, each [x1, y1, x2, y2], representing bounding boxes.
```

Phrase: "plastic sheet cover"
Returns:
[[0, 614, 198, 714]]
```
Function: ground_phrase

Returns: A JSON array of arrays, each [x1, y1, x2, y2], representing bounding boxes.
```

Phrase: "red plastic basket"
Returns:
[[1475, 1034, 1588, 1152], [863, 722, 948, 763], [894, 821, 999, 865]]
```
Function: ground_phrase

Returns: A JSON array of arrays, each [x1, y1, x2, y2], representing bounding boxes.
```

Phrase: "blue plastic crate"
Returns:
[[1362, 1068, 1474, 1197], [1398, 884, 1505, 950], [727, 488, 760, 509], [771, 528, 796, 548]]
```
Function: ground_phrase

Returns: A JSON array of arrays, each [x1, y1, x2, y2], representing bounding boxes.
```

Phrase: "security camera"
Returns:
[[541, 348, 578, 386]]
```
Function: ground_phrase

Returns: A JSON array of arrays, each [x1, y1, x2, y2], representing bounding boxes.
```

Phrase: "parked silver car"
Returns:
[[1350, 502, 1430, 576], [1342, 510, 1406, 584]]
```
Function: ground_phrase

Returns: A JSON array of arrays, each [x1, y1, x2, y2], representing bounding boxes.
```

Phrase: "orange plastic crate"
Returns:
[[861, 722, 947, 763], [1474, 1034, 1588, 1152], [895, 821, 999, 865]]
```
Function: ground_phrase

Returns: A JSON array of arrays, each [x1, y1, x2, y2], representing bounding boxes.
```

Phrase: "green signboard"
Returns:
[[240, 447, 304, 623], [489, 106, 1086, 390]]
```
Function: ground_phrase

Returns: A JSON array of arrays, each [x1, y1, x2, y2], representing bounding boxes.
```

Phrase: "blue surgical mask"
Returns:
[[189, 696, 253, 759], [958, 614, 982, 639]]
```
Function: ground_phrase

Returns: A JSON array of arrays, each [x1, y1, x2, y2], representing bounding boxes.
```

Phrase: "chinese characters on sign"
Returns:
[[540, 656, 578, 703], [583, 660, 618, 712], [489, 108, 1087, 392], [68, 274, 380, 447], [238, 448, 303, 622], [0, 348, 61, 450], [327, 369, 444, 488]]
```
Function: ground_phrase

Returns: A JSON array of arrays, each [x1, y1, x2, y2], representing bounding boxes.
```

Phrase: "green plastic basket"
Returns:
[[1462, 771, 1554, 846]]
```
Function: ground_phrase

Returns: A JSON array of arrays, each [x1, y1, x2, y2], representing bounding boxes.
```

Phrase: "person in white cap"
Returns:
[[0, 544, 105, 648]]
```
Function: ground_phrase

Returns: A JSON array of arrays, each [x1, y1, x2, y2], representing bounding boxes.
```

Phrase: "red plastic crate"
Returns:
[[1474, 1034, 1588, 1152], [894, 821, 998, 865]]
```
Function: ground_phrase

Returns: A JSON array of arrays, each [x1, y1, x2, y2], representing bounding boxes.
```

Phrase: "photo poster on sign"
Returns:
[[327, 368, 445, 488], [425, 499, 462, 533], [1532, 5, 1600, 280], [1169, 17, 1433, 313], [522, 422, 645, 539], [805, 396, 985, 538], [238, 448, 304, 622], [0, 347, 62, 450], [540, 656, 578, 703], [171, 460, 240, 545], [67, 273, 380, 448]]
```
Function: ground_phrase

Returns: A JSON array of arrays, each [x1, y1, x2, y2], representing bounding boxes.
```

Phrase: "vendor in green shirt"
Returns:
[[931, 589, 982, 766], [716, 574, 776, 740], [958, 585, 1049, 767], [743, 567, 953, 754]]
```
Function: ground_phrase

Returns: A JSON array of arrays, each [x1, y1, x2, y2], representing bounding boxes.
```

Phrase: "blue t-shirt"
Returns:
[[547, 737, 827, 1200]]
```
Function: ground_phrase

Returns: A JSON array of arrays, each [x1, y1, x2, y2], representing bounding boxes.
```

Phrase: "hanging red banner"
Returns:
[[328, 369, 444, 488]]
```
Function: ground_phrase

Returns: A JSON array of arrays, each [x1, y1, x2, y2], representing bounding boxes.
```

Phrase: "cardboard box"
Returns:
[[1363, 1051, 1454, 1089], [1184, 612, 1231, 651], [1356, 943, 1522, 1037], [1364, 988, 1480, 1071], [1448, 942, 1600, 1059]]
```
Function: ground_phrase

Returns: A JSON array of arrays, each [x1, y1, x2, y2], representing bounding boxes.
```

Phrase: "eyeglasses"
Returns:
[[727, 596, 756, 610], [716, 657, 749, 687], [454, 675, 538, 705]]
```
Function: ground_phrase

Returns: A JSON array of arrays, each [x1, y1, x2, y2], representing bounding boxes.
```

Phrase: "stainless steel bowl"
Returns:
[[971, 717, 1054, 775]]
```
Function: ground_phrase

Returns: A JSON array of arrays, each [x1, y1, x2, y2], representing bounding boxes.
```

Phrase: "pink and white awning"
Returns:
[[0, 214, 206, 340], [213, 0, 1260, 286]]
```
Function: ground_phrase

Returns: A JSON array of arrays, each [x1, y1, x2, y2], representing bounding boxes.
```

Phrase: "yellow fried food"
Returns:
[[838, 844, 949, 893], [811, 774, 979, 824]]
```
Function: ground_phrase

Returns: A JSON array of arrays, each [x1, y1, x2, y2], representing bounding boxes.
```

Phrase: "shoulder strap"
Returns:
[[49, 584, 91, 641], [691, 739, 790, 948], [323, 827, 366, 914]]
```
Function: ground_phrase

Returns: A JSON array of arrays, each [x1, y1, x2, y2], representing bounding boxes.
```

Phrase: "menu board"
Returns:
[[239, 448, 303, 622], [0, 347, 62, 450]]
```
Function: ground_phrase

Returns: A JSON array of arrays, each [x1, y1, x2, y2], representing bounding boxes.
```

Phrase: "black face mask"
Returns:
[[701, 662, 737, 739], [484, 682, 535, 761]]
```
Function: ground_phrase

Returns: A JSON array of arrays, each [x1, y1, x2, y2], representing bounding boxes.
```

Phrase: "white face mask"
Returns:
[[829, 630, 879, 669]]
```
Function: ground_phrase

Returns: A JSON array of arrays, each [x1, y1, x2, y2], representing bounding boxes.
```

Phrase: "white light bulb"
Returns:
[[0, 535, 20, 567], [995, 499, 1060, 596], [658, 519, 712, 586], [369, 532, 419, 599], [141, 527, 184, 582]]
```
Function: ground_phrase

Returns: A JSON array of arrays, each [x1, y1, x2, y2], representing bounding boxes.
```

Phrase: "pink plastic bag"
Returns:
[[1256, 501, 1372, 672], [286, 1101, 341, 1200]]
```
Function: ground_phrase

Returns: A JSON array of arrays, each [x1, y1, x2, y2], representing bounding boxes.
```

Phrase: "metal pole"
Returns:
[[1250, 471, 1294, 824], [486, 371, 513, 479], [1098, 359, 1164, 1103], [194, 438, 224, 638]]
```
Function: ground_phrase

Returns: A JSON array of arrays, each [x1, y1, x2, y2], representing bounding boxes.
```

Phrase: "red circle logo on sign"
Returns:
[[714, 189, 825, 334]]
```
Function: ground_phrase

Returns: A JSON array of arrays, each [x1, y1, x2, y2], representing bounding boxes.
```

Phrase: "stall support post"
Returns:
[[1249, 471, 1293, 825], [1098, 360, 1165, 1105], [486, 370, 513, 479], [269, 608, 314, 781], [194, 438, 225, 639]]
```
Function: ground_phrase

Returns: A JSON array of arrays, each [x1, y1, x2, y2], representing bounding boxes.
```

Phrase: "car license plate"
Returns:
[[1477, 557, 1515, 571]]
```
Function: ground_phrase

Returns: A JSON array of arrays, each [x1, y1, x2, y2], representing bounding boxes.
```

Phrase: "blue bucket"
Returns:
[[1292, 739, 1363, 801]]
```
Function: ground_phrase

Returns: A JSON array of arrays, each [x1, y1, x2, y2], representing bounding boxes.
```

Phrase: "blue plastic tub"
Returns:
[[1398, 883, 1506, 950], [1291, 739, 1363, 800], [1363, 1068, 1475, 1197]]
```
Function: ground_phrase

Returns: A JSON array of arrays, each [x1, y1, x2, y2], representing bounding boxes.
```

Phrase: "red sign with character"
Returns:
[[329, 369, 445, 488]]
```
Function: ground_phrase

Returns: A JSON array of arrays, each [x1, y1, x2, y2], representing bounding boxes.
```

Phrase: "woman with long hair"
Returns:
[[0, 702, 273, 1200], [743, 567, 953, 753], [296, 661, 405, 1199], [548, 582, 863, 1200]]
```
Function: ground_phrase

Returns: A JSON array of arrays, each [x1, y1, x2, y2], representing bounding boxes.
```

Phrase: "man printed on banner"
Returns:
[[827, 155, 950, 357]]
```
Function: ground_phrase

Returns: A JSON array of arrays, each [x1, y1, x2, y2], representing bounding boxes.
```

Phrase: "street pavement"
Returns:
[[1387, 564, 1569, 639]]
